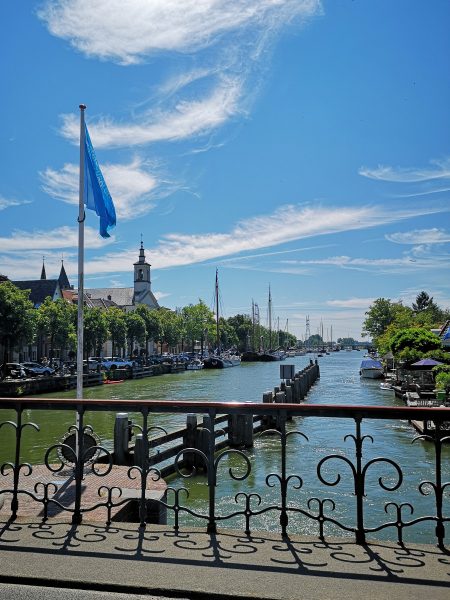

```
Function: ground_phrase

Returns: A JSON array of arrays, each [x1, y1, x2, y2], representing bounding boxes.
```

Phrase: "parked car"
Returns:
[[22, 362, 55, 376], [1, 362, 26, 379], [84, 359, 101, 372], [102, 356, 136, 369]]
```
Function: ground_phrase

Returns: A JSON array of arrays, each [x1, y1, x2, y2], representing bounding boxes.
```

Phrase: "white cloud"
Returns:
[[81, 202, 445, 275], [38, 0, 322, 65], [326, 297, 376, 309], [2, 202, 446, 279], [40, 157, 165, 219], [0, 196, 32, 211], [0, 226, 113, 252], [60, 75, 245, 148], [386, 229, 450, 245], [359, 158, 450, 183]]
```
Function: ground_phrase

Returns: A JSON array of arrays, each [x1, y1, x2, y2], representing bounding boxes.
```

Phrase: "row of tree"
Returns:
[[0, 281, 297, 369], [361, 291, 450, 366]]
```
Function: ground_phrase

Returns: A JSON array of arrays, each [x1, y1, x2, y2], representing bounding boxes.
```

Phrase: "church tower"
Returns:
[[58, 259, 71, 290], [133, 240, 151, 300], [40, 257, 46, 280]]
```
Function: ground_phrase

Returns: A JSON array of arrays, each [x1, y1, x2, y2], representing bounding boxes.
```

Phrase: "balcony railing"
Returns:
[[0, 397, 449, 549]]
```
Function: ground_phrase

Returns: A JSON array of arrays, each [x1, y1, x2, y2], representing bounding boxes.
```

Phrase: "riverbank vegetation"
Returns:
[[0, 280, 297, 368], [362, 290, 450, 371]]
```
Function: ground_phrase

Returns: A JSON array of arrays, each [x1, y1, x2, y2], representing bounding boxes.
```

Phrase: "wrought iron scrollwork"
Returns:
[[412, 422, 450, 549], [258, 420, 308, 537], [0, 417, 40, 518], [317, 418, 403, 544]]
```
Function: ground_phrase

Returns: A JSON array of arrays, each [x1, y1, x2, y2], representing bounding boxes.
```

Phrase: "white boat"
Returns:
[[379, 382, 393, 391], [223, 353, 241, 366], [186, 359, 204, 371], [360, 358, 384, 379]]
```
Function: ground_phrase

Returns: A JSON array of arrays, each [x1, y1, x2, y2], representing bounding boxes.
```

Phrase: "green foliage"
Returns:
[[105, 307, 127, 356], [181, 301, 215, 352], [226, 313, 253, 352], [84, 307, 109, 358], [153, 307, 181, 352], [362, 298, 413, 342], [36, 297, 76, 359], [124, 311, 146, 354], [389, 327, 441, 354], [306, 334, 323, 347], [435, 371, 450, 392], [0, 281, 35, 354], [135, 304, 160, 354]]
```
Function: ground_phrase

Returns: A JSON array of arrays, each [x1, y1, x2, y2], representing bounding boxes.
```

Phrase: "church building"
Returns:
[[84, 241, 159, 311]]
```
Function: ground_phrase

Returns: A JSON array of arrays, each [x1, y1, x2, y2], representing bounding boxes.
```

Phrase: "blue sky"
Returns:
[[1, 0, 449, 341]]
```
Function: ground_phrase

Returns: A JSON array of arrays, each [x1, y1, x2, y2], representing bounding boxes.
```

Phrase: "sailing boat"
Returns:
[[203, 269, 240, 369], [259, 286, 285, 361], [241, 300, 261, 362]]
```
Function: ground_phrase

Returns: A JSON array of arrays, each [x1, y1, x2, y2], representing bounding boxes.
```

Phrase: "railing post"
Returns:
[[354, 417, 366, 545], [72, 404, 85, 525], [206, 409, 217, 533], [114, 413, 129, 465], [10, 403, 22, 518], [433, 421, 446, 549]]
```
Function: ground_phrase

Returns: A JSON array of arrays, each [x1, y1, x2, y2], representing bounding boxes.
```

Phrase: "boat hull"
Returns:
[[360, 368, 384, 379], [203, 357, 234, 369]]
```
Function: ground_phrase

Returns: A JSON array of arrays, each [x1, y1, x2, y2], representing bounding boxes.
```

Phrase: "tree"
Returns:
[[412, 291, 433, 313], [156, 308, 182, 353], [124, 311, 146, 357], [0, 281, 35, 378], [83, 307, 109, 358], [306, 334, 323, 348], [135, 304, 160, 356], [217, 317, 238, 351], [105, 307, 127, 357], [36, 297, 76, 362], [182, 301, 215, 354], [386, 327, 442, 366], [226, 314, 254, 352], [362, 298, 413, 343]]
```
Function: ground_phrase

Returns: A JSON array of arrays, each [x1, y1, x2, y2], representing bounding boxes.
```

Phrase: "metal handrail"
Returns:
[[0, 398, 449, 548]]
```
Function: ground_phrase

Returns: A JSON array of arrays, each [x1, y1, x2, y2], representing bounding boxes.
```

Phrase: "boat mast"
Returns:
[[268, 285, 272, 350], [251, 299, 255, 352], [215, 268, 220, 353]]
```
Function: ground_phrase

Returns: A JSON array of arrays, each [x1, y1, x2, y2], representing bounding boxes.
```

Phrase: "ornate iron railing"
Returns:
[[0, 398, 449, 549]]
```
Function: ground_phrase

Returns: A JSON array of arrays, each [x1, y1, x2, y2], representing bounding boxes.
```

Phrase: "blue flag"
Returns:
[[84, 125, 116, 238]]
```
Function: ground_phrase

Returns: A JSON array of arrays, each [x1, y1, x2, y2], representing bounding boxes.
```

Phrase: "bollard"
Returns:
[[285, 384, 293, 420], [242, 414, 254, 447], [262, 391, 275, 428], [274, 391, 285, 429], [183, 414, 197, 469], [229, 414, 254, 448], [134, 433, 144, 468], [114, 413, 129, 465]]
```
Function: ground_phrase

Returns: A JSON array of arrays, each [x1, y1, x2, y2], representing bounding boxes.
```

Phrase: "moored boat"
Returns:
[[203, 355, 233, 369], [186, 359, 204, 371], [360, 358, 384, 379]]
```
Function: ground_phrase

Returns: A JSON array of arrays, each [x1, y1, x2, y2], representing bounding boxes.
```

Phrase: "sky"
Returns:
[[1, 0, 449, 342]]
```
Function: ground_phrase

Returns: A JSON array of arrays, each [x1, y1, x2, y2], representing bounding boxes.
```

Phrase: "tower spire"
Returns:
[[40, 256, 46, 280]]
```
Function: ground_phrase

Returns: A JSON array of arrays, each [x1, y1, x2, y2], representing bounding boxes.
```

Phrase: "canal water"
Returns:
[[1, 351, 449, 543]]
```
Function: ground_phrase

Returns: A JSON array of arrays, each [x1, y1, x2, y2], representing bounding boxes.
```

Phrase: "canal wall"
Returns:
[[0, 362, 184, 397]]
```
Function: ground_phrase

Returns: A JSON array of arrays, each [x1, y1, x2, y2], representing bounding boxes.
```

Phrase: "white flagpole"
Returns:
[[76, 104, 86, 401]]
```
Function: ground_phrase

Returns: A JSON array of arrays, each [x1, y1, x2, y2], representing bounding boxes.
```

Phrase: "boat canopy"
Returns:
[[360, 359, 382, 369]]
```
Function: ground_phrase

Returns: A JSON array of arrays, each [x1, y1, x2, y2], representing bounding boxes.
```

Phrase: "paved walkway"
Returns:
[[1, 518, 449, 599]]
